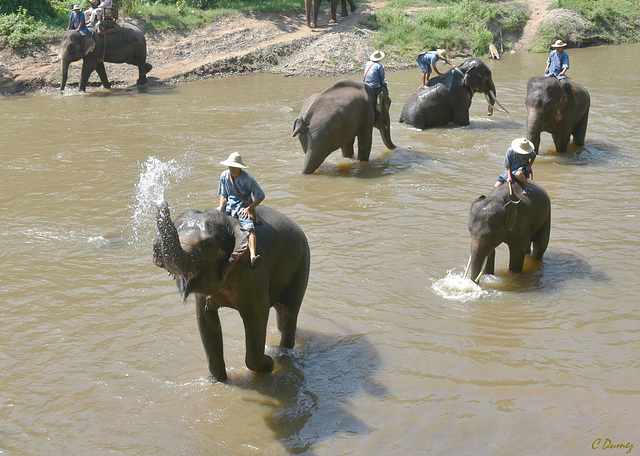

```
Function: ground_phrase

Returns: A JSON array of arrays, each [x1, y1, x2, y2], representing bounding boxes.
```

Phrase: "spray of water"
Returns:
[[129, 156, 190, 249], [432, 269, 500, 302]]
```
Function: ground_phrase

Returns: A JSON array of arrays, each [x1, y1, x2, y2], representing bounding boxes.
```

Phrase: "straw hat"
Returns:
[[511, 138, 535, 155], [551, 39, 567, 48], [436, 49, 447, 58], [73, 4, 80, 9], [219, 152, 248, 169], [369, 50, 385, 62]]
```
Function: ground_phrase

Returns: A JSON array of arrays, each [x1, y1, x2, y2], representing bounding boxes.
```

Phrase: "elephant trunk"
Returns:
[[467, 241, 490, 283], [378, 112, 396, 150], [155, 201, 195, 277], [60, 57, 70, 91], [526, 109, 543, 153]]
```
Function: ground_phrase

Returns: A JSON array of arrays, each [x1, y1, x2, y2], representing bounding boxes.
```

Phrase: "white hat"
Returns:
[[73, 4, 80, 9], [436, 49, 447, 58], [369, 50, 385, 62], [511, 138, 535, 155], [219, 152, 248, 169], [551, 39, 567, 48]]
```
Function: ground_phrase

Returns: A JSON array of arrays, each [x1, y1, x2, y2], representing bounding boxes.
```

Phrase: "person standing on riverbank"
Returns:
[[416, 49, 455, 89], [217, 152, 265, 268], [545, 39, 570, 83]]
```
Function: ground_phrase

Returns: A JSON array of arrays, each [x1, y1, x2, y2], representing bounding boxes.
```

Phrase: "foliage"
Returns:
[[371, 0, 530, 58], [0, 0, 54, 17], [0, 7, 48, 52]]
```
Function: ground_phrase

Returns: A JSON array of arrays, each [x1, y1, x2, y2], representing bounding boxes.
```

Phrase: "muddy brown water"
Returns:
[[1, 44, 638, 455]]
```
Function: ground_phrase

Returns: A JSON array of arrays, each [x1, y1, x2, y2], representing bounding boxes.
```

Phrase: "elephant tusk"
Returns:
[[490, 90, 510, 115], [463, 256, 472, 279], [473, 256, 489, 283]]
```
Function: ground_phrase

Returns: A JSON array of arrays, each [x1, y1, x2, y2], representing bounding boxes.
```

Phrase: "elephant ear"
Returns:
[[504, 199, 520, 232], [220, 226, 250, 282], [83, 36, 96, 55], [376, 92, 391, 116]]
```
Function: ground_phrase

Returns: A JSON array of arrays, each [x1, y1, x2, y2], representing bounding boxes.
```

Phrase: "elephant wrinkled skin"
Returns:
[[293, 79, 396, 174], [526, 76, 590, 153], [467, 182, 551, 283], [153, 202, 310, 382], [399, 58, 506, 129], [60, 22, 152, 92]]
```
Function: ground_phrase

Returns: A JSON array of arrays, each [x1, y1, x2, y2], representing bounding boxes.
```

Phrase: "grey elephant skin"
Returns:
[[399, 58, 499, 129], [153, 202, 310, 382], [526, 76, 590, 153], [467, 182, 551, 283], [60, 23, 152, 92], [293, 79, 396, 174], [305, 0, 356, 28]]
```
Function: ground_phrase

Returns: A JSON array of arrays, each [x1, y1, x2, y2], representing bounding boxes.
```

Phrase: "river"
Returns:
[[0, 43, 638, 455]]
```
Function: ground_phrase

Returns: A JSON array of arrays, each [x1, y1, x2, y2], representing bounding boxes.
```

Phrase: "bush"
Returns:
[[0, 0, 54, 17], [0, 7, 48, 51]]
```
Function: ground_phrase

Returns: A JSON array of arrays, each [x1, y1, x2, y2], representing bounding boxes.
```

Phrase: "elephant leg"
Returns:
[[79, 62, 97, 92], [240, 302, 274, 373], [136, 63, 148, 85], [276, 266, 308, 349], [572, 111, 589, 146], [195, 294, 227, 382], [341, 138, 355, 158], [508, 246, 527, 273], [329, 0, 339, 24], [95, 62, 111, 89], [340, 0, 348, 16], [531, 215, 551, 260], [311, 0, 321, 28], [356, 128, 373, 161], [348, 0, 356, 12]]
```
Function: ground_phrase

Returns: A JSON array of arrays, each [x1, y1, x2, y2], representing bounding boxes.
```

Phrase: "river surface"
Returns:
[[1, 43, 638, 455]]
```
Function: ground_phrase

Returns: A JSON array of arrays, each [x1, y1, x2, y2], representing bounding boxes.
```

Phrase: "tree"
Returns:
[[0, 0, 55, 17]]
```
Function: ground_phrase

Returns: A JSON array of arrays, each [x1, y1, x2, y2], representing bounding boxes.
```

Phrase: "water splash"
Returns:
[[432, 269, 499, 302], [129, 156, 190, 248]]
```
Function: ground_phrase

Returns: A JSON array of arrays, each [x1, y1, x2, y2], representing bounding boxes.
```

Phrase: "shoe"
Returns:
[[523, 187, 531, 195], [250, 255, 262, 269]]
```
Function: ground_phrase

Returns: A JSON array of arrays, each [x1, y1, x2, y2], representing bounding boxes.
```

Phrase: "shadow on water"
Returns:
[[231, 330, 388, 455], [312, 147, 435, 178], [480, 251, 610, 293]]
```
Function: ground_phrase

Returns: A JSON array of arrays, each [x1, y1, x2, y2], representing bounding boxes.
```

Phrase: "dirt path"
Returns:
[[514, 0, 554, 51]]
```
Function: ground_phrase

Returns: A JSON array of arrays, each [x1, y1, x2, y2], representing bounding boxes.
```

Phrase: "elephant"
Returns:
[[292, 79, 396, 174], [466, 181, 551, 283], [525, 76, 590, 153], [305, 0, 357, 29], [399, 57, 508, 129], [60, 22, 152, 92], [153, 201, 310, 382]]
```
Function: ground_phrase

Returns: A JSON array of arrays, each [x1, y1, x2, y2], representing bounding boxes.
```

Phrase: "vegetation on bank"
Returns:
[[1, 0, 639, 56]]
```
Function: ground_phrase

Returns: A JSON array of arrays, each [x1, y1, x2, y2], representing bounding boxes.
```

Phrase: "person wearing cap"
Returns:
[[67, 4, 89, 35], [494, 138, 537, 195], [545, 39, 570, 80], [416, 48, 455, 89], [217, 152, 265, 268]]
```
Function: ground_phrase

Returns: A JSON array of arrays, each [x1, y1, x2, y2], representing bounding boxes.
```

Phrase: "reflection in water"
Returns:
[[1, 44, 639, 455]]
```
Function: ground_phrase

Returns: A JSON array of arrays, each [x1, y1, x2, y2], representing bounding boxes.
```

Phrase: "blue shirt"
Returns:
[[363, 61, 386, 89], [69, 10, 89, 35], [545, 50, 569, 78], [416, 51, 439, 72], [217, 170, 265, 218], [503, 147, 535, 175]]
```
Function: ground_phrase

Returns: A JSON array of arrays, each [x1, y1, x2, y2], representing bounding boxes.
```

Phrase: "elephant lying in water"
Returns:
[[466, 181, 551, 283], [153, 201, 310, 382], [293, 79, 396, 174], [399, 57, 508, 129]]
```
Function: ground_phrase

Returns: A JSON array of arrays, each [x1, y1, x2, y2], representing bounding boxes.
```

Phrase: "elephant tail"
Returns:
[[292, 117, 307, 137]]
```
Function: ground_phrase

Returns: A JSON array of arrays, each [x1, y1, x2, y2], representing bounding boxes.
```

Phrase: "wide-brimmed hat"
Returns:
[[369, 50, 385, 61], [511, 138, 535, 155], [73, 4, 80, 9], [551, 39, 567, 48], [436, 49, 447, 58], [220, 152, 248, 169]]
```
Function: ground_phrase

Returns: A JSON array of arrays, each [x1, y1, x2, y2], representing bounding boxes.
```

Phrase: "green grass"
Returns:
[[368, 0, 530, 58]]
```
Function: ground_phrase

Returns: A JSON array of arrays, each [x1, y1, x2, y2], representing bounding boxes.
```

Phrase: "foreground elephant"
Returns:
[[399, 57, 508, 129], [293, 79, 396, 174], [466, 181, 551, 283], [526, 76, 590, 153], [153, 202, 310, 382], [305, 0, 356, 29], [60, 22, 152, 92]]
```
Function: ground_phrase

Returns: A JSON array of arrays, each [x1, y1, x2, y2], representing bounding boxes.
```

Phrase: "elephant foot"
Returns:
[[136, 78, 148, 85], [247, 354, 274, 373], [328, 19, 338, 25], [210, 369, 228, 383]]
